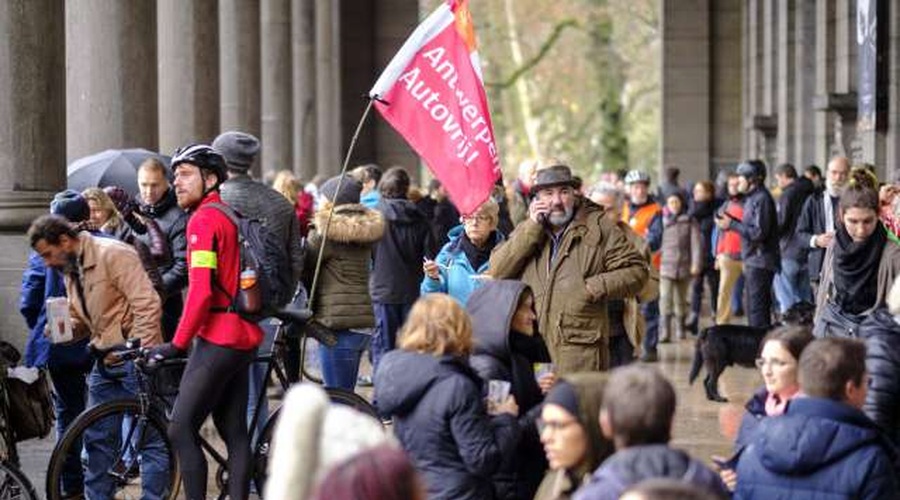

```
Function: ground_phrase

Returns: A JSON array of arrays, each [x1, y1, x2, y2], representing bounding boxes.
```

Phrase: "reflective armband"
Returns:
[[191, 250, 217, 269]]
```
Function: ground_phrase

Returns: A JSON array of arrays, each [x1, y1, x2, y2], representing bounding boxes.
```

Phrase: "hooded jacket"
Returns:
[[304, 204, 384, 330], [731, 184, 780, 271], [573, 445, 728, 500], [374, 350, 520, 500], [534, 373, 615, 500], [862, 308, 900, 443], [421, 225, 503, 305], [489, 199, 648, 373], [370, 198, 431, 303], [467, 280, 551, 500], [734, 397, 899, 500]]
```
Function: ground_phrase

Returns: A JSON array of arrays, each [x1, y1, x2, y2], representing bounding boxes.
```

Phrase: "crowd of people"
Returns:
[[18, 140, 900, 499]]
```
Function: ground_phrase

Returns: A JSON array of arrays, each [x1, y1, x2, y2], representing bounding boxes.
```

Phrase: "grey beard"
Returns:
[[826, 179, 845, 198], [548, 206, 574, 227]]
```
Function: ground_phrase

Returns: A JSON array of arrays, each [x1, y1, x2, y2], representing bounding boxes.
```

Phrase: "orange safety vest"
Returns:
[[622, 202, 662, 269]]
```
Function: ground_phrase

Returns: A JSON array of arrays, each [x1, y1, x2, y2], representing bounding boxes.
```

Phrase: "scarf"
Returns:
[[764, 387, 799, 417], [833, 221, 887, 314], [460, 231, 497, 271], [690, 200, 716, 220]]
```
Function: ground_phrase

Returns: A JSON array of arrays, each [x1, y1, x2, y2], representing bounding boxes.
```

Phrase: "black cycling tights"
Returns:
[[168, 338, 254, 500]]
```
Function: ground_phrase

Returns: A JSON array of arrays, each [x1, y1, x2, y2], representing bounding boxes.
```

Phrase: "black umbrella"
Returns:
[[67, 148, 171, 197]]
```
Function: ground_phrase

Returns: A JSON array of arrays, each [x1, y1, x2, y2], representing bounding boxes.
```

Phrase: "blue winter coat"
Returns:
[[573, 444, 729, 500], [420, 225, 502, 305], [19, 251, 65, 367], [861, 308, 900, 444], [735, 397, 899, 500], [375, 350, 520, 500]]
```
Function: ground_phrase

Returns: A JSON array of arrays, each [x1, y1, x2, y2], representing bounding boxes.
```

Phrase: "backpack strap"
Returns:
[[200, 202, 242, 314]]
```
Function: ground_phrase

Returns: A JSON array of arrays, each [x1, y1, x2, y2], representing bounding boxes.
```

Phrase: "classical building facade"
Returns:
[[0, 0, 417, 348], [662, 0, 899, 184]]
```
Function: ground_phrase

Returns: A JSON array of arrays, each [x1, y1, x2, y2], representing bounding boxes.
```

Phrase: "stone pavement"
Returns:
[[17, 335, 760, 498]]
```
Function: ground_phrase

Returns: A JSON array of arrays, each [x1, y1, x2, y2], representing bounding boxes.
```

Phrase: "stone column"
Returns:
[[158, 0, 220, 155], [815, 0, 837, 168], [66, 0, 158, 163], [746, 0, 763, 159], [835, 0, 859, 159], [660, 0, 710, 183], [709, 0, 742, 175], [777, 0, 796, 166], [794, 0, 818, 167], [315, 0, 341, 177], [262, 0, 293, 179], [373, 0, 420, 172], [220, 0, 262, 178], [0, 0, 65, 348], [292, 0, 317, 182], [887, 0, 900, 178], [760, 0, 778, 168]]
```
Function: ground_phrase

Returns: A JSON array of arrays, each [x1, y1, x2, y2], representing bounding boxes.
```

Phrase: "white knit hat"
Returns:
[[264, 384, 394, 499]]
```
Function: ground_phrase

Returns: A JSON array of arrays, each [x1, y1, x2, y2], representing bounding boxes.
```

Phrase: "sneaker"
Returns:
[[357, 375, 374, 387]]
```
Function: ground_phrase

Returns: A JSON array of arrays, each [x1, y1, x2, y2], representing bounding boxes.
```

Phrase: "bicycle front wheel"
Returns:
[[46, 398, 180, 500], [0, 461, 37, 500]]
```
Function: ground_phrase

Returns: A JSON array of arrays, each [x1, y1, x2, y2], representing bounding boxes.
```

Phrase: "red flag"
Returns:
[[369, 0, 500, 215]]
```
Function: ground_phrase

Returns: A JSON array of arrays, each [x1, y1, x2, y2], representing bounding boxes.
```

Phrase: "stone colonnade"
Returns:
[[0, 0, 417, 346]]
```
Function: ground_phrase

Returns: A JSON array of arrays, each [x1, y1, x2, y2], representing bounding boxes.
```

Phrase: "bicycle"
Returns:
[[45, 307, 379, 500], [0, 354, 39, 500]]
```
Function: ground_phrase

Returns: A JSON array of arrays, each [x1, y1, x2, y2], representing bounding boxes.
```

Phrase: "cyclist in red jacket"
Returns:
[[148, 144, 262, 499]]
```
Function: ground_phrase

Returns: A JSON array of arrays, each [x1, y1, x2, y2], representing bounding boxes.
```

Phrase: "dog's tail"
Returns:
[[688, 329, 706, 385]]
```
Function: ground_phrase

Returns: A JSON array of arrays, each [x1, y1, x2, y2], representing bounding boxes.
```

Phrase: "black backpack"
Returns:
[[206, 203, 293, 321]]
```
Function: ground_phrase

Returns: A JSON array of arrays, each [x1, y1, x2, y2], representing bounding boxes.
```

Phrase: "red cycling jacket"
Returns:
[[172, 192, 263, 351]]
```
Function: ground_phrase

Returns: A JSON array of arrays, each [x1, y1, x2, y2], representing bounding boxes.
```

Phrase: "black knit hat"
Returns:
[[319, 175, 362, 206], [544, 380, 582, 425], [50, 189, 90, 223]]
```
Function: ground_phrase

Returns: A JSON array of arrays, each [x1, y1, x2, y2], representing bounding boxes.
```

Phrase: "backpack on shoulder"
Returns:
[[206, 203, 294, 321]]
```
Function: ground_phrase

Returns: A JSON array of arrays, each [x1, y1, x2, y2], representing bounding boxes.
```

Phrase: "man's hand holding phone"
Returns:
[[529, 198, 551, 225]]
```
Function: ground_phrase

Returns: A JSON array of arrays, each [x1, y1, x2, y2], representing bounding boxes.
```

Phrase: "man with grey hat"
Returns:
[[213, 130, 305, 439], [489, 164, 648, 373]]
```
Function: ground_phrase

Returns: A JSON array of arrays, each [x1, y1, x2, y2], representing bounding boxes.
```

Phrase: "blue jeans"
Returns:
[[320, 331, 371, 391], [48, 338, 92, 495], [641, 299, 660, 355], [371, 303, 412, 378], [773, 259, 813, 313], [247, 320, 277, 444], [84, 361, 169, 500]]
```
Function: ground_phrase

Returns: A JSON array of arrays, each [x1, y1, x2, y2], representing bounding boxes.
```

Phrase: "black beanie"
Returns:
[[50, 189, 90, 223], [544, 380, 581, 425]]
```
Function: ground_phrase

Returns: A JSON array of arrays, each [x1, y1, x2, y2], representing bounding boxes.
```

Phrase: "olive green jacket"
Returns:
[[489, 199, 648, 373], [304, 204, 384, 330]]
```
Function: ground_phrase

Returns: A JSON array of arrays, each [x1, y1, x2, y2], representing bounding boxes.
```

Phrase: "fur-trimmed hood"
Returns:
[[313, 203, 384, 244]]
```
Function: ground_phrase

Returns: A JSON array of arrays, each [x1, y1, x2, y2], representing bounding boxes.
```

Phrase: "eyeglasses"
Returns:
[[754, 357, 793, 370], [536, 418, 578, 434], [461, 214, 492, 225]]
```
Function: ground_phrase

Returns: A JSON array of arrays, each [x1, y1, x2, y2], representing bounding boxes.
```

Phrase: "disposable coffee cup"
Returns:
[[488, 380, 511, 405], [46, 297, 73, 344]]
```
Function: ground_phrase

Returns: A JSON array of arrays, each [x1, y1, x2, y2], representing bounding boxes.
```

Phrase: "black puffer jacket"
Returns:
[[862, 308, 900, 443], [467, 280, 551, 500], [139, 188, 188, 297], [375, 350, 520, 500], [221, 174, 305, 288], [777, 177, 815, 262], [370, 198, 431, 303]]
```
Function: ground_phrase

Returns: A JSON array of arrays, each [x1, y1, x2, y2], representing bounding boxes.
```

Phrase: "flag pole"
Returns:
[[306, 97, 376, 312]]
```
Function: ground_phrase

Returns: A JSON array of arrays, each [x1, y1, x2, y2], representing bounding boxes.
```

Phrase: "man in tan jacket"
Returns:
[[489, 165, 648, 373], [28, 214, 164, 497]]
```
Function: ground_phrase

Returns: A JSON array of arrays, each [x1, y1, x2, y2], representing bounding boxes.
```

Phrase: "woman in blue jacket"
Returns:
[[421, 198, 503, 305]]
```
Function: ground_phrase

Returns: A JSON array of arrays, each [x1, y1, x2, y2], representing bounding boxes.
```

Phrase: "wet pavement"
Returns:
[[18, 329, 762, 498]]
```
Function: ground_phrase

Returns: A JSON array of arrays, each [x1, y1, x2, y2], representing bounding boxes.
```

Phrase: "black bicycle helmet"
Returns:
[[735, 159, 767, 183], [170, 143, 228, 188]]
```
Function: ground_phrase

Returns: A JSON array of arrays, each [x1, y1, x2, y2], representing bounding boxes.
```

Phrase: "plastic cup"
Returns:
[[46, 297, 73, 343], [534, 363, 555, 381], [488, 380, 511, 405]]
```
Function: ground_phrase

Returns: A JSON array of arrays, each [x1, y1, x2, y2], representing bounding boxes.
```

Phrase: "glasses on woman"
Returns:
[[755, 357, 793, 370], [536, 417, 578, 434]]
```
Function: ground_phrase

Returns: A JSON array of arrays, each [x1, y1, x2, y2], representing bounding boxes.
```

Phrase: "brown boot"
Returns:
[[674, 315, 687, 340], [659, 314, 672, 343]]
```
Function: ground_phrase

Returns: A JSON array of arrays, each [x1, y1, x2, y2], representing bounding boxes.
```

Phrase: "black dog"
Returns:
[[688, 302, 815, 402]]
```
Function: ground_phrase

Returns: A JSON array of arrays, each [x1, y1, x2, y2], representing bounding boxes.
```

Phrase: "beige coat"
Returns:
[[68, 232, 162, 349], [489, 199, 648, 373]]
